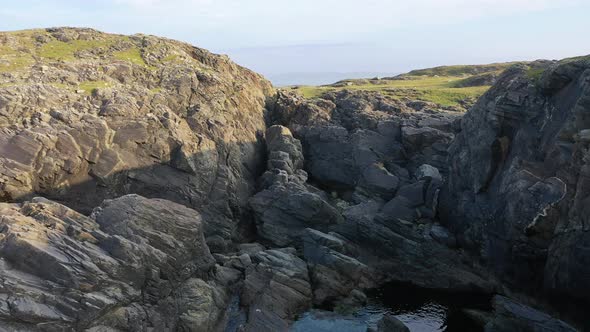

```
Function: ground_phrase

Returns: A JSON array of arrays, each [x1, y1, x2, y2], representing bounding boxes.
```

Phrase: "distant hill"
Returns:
[[399, 62, 521, 77], [283, 62, 524, 110], [267, 71, 399, 87]]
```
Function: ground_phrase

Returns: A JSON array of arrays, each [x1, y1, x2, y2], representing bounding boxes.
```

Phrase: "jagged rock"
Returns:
[[237, 243, 266, 256], [358, 163, 400, 199], [250, 183, 343, 247], [415, 164, 442, 181], [429, 224, 457, 248], [334, 200, 496, 293], [265, 125, 304, 171], [378, 177, 441, 223], [250, 125, 343, 247], [241, 248, 312, 331], [302, 228, 375, 305], [372, 314, 410, 332], [441, 58, 590, 300], [0, 194, 228, 331], [0, 28, 274, 248], [483, 296, 576, 332]]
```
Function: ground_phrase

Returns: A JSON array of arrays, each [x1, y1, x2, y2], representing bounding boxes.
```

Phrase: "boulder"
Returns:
[[249, 183, 343, 247], [483, 296, 576, 332], [241, 248, 312, 331], [415, 164, 442, 182], [373, 314, 410, 332], [302, 228, 375, 305], [0, 195, 227, 331]]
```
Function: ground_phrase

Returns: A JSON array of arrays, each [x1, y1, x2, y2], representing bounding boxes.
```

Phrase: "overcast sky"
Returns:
[[1, 0, 589, 84]]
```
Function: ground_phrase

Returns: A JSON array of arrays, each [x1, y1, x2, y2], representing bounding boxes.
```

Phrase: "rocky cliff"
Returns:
[[0, 27, 584, 331], [441, 56, 590, 304], [0, 28, 273, 251]]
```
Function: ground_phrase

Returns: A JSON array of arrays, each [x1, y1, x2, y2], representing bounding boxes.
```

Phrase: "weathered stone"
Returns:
[[0, 28, 274, 248], [0, 195, 225, 331], [483, 296, 576, 332], [441, 58, 590, 300], [376, 314, 410, 332], [241, 248, 312, 331]]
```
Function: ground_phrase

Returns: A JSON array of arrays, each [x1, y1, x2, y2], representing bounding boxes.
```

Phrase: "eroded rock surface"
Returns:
[[0, 194, 229, 331], [441, 57, 590, 302], [256, 89, 497, 302], [0, 28, 273, 249], [0, 27, 586, 331]]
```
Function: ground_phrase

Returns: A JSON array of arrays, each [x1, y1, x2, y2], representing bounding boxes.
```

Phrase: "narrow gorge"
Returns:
[[0, 28, 588, 331]]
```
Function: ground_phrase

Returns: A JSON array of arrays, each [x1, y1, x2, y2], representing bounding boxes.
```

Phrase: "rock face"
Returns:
[[249, 125, 342, 248], [374, 314, 410, 332], [0, 28, 273, 248], [482, 296, 576, 332], [259, 89, 497, 298], [1, 27, 586, 331], [0, 194, 231, 331], [441, 57, 590, 302], [241, 248, 312, 332]]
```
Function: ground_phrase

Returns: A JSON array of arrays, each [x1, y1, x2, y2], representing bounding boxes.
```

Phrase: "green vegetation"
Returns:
[[526, 67, 545, 83], [559, 54, 590, 64], [39, 39, 113, 60], [0, 45, 34, 72], [284, 63, 528, 108], [162, 54, 180, 62], [288, 74, 494, 108], [78, 80, 112, 94], [0, 55, 34, 72], [404, 62, 518, 77], [418, 86, 488, 107], [113, 47, 147, 66]]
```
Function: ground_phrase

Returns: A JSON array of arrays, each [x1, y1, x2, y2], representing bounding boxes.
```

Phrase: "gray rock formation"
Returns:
[[441, 57, 590, 301], [373, 314, 410, 332], [263, 90, 497, 298], [1, 27, 586, 331], [482, 296, 576, 332], [0, 27, 274, 250], [302, 228, 375, 305], [241, 248, 312, 331], [0, 194, 229, 331], [249, 126, 342, 248]]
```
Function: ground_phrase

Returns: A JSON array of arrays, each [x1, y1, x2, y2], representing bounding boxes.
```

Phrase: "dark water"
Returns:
[[291, 283, 490, 332]]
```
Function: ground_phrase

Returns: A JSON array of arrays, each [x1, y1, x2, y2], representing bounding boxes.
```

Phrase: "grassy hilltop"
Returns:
[[283, 62, 522, 110]]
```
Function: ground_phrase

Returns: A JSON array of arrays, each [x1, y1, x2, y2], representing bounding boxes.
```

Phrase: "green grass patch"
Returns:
[[405, 63, 519, 77], [49, 82, 74, 90], [39, 39, 113, 60], [162, 54, 180, 62], [559, 54, 590, 64], [0, 44, 34, 72], [113, 47, 147, 67], [418, 86, 489, 107], [526, 67, 545, 82], [78, 80, 112, 94], [289, 74, 490, 108]]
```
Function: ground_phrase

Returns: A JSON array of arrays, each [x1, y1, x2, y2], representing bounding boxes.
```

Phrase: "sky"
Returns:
[[1, 0, 589, 85]]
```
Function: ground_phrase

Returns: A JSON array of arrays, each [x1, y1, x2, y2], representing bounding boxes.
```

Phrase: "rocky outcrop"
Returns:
[[0, 28, 274, 249], [372, 314, 410, 332], [241, 248, 312, 331], [259, 89, 497, 299], [465, 296, 577, 332], [1, 27, 586, 331], [249, 125, 342, 248], [441, 57, 590, 302], [0, 194, 232, 331]]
